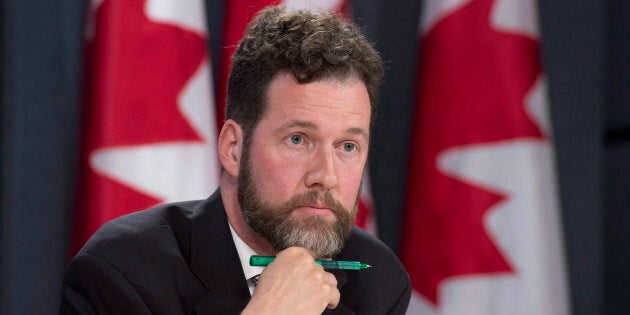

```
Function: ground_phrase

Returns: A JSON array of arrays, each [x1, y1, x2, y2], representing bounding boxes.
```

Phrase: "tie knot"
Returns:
[[251, 274, 261, 286]]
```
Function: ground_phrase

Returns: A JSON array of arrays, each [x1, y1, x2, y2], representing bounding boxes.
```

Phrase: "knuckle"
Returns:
[[286, 247, 307, 257], [313, 270, 324, 281], [333, 289, 341, 302], [332, 285, 340, 297], [326, 273, 338, 286], [278, 247, 306, 261], [308, 269, 322, 282], [313, 262, 324, 271], [283, 247, 300, 256]]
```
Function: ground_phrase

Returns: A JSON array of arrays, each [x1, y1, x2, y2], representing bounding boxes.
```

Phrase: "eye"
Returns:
[[289, 134, 303, 145], [342, 142, 357, 152]]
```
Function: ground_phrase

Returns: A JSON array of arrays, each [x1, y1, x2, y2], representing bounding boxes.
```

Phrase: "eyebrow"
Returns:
[[345, 127, 369, 140], [274, 120, 369, 140], [276, 120, 318, 131]]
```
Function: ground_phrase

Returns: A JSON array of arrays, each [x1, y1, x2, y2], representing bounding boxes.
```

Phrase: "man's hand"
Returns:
[[241, 247, 340, 315]]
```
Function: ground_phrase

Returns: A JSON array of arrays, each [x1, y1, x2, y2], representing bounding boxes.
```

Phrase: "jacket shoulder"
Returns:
[[344, 227, 407, 275], [78, 199, 203, 259], [338, 227, 411, 314], [62, 199, 212, 314]]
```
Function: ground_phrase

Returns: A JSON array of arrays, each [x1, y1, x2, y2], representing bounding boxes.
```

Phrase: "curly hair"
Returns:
[[226, 6, 384, 135]]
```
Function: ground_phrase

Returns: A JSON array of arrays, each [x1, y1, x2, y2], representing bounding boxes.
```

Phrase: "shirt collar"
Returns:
[[228, 222, 265, 281]]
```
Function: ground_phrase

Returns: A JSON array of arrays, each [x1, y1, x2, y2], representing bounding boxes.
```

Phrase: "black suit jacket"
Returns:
[[60, 190, 411, 314]]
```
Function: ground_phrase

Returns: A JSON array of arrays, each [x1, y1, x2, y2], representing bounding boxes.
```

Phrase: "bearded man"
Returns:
[[61, 6, 410, 315]]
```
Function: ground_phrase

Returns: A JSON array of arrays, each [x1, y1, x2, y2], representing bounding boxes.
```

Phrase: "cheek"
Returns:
[[249, 148, 304, 197]]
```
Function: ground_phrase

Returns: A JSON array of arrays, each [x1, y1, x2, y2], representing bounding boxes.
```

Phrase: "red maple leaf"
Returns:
[[401, 0, 544, 305], [72, 0, 206, 253]]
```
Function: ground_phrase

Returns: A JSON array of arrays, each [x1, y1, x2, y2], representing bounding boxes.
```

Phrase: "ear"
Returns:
[[218, 119, 244, 177]]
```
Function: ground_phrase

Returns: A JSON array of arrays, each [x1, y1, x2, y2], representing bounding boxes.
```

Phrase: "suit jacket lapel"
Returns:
[[190, 191, 251, 314]]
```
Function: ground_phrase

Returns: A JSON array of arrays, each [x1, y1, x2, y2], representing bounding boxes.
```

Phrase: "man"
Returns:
[[61, 6, 410, 314]]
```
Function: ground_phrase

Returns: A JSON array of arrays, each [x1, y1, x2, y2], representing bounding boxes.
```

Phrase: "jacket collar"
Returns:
[[190, 190, 354, 314], [191, 190, 251, 314]]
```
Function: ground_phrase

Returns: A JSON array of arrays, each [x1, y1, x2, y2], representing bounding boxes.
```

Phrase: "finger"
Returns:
[[322, 271, 338, 288], [321, 271, 340, 309], [277, 246, 308, 260], [326, 286, 341, 309]]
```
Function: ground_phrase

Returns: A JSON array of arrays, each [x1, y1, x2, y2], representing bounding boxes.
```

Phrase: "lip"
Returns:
[[293, 205, 335, 217]]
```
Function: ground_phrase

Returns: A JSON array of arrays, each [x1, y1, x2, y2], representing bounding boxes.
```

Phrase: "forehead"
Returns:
[[261, 72, 371, 132]]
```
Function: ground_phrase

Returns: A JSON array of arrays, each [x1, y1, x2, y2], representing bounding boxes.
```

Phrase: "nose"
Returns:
[[305, 146, 338, 190]]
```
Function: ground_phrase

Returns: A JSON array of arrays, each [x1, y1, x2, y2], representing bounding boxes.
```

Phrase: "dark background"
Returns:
[[1, 0, 627, 314]]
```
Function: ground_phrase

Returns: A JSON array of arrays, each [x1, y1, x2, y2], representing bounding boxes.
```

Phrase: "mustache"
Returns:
[[279, 190, 347, 216]]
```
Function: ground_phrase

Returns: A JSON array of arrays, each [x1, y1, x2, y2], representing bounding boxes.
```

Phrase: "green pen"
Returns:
[[249, 255, 371, 270]]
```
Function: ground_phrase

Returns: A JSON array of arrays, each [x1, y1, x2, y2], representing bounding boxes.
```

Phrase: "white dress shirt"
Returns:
[[228, 223, 265, 295]]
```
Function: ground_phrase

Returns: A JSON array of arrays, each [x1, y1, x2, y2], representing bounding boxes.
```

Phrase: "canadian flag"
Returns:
[[217, 0, 375, 234], [401, 0, 570, 314], [71, 0, 219, 253]]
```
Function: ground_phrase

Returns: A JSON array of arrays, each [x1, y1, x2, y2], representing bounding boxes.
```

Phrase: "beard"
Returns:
[[237, 146, 358, 259]]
